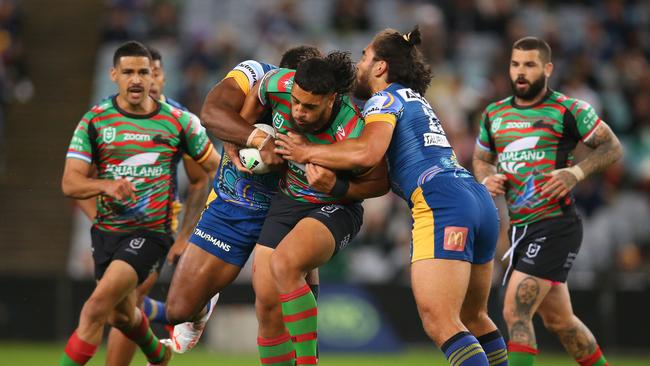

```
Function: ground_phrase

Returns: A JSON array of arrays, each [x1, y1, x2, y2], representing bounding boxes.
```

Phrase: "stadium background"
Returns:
[[0, 0, 649, 364]]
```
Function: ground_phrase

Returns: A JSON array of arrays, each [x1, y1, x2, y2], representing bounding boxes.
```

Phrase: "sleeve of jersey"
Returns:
[[66, 113, 94, 164], [476, 112, 494, 152], [181, 112, 213, 163], [257, 68, 286, 106], [362, 92, 401, 127], [568, 99, 602, 142], [224, 60, 266, 96]]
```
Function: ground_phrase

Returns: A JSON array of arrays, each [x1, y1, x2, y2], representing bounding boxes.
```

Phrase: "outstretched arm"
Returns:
[[275, 121, 393, 171]]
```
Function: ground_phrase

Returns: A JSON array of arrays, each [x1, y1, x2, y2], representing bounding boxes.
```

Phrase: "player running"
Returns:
[[60, 41, 219, 366], [239, 52, 389, 365], [275, 27, 504, 366], [473, 36, 621, 366]]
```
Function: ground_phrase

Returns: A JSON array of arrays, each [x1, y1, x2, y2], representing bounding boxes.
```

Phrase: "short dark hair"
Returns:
[[148, 47, 162, 63], [513, 37, 552, 63], [371, 25, 432, 95], [113, 41, 151, 66], [294, 51, 355, 95], [279, 45, 322, 69]]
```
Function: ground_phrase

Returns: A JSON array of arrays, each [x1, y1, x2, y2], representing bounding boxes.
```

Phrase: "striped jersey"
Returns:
[[66, 95, 213, 234], [259, 68, 365, 204], [210, 60, 281, 213], [361, 83, 472, 204], [477, 90, 602, 225]]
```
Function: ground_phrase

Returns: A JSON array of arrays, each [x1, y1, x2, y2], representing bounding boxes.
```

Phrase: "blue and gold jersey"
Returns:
[[211, 60, 280, 213], [362, 83, 471, 203]]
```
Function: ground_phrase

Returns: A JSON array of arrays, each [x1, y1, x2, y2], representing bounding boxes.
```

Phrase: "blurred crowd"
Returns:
[[74, 0, 650, 288], [0, 0, 31, 176]]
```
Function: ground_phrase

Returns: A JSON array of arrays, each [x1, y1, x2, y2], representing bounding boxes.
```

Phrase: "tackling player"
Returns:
[[275, 27, 504, 366]]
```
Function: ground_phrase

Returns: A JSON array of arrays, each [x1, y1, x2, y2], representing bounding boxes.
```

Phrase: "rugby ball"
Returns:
[[239, 124, 276, 174]]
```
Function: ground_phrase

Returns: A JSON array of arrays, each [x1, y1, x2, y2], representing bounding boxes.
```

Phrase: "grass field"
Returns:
[[3, 343, 650, 366]]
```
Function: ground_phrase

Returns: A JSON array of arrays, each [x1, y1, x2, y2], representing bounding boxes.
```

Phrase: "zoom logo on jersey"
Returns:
[[193, 228, 231, 252], [123, 133, 151, 142]]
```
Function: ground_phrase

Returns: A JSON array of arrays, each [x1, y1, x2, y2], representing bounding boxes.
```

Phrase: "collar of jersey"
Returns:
[[111, 95, 162, 119]]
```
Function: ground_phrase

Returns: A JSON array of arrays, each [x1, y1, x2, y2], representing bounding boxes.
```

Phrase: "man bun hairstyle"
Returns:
[[513, 36, 552, 64], [372, 25, 432, 95], [280, 45, 322, 69], [113, 40, 151, 66], [294, 51, 355, 95]]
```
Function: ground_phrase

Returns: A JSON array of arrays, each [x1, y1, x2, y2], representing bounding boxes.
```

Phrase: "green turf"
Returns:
[[2, 342, 649, 365]]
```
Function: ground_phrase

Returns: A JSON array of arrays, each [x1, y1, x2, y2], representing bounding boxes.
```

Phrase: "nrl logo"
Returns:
[[129, 237, 146, 249], [491, 117, 502, 134], [273, 112, 283, 129], [103, 127, 116, 144]]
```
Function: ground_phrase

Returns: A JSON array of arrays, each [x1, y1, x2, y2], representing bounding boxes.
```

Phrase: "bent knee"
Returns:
[[166, 298, 200, 325], [540, 312, 575, 334], [270, 252, 296, 282], [80, 296, 113, 324], [461, 310, 490, 331], [108, 309, 133, 330]]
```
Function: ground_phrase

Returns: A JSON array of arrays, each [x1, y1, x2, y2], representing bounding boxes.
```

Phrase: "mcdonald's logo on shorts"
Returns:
[[444, 226, 468, 251]]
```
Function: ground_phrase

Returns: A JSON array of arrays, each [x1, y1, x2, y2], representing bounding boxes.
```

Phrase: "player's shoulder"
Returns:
[[162, 95, 188, 111], [362, 89, 403, 117], [159, 99, 191, 123], [549, 90, 593, 113], [485, 96, 513, 114], [85, 98, 115, 120], [262, 68, 295, 94], [232, 60, 277, 81]]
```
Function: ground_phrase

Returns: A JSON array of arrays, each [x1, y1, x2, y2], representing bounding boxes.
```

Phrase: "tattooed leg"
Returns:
[[537, 283, 599, 360], [502, 271, 553, 347]]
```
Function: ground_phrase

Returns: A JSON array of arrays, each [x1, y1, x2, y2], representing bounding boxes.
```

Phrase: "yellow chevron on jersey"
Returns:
[[365, 113, 397, 127]]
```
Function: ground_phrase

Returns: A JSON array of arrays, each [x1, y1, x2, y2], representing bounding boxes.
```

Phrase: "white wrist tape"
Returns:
[[246, 128, 261, 148], [553, 166, 585, 182]]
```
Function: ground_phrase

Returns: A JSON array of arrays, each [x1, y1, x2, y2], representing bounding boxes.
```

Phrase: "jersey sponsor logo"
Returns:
[[273, 112, 284, 129], [339, 234, 351, 250], [423, 133, 451, 147], [363, 95, 388, 116], [103, 127, 116, 143], [443, 226, 468, 251], [129, 237, 146, 249], [236, 62, 260, 83], [505, 121, 531, 129], [498, 136, 545, 174], [123, 133, 151, 142], [283, 78, 294, 90], [396, 88, 431, 108], [193, 228, 231, 252], [105, 152, 163, 178], [336, 125, 346, 139]]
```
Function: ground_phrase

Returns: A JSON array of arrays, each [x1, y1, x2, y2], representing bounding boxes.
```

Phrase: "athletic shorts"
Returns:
[[257, 192, 364, 256], [90, 226, 172, 284], [510, 214, 582, 283], [410, 176, 499, 264], [189, 196, 266, 267]]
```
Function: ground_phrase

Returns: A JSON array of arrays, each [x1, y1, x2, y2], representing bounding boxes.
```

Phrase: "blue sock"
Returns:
[[142, 296, 169, 324], [477, 330, 508, 366], [441, 331, 489, 366]]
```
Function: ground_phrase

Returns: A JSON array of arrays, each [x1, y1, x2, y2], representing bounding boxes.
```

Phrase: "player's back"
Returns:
[[365, 83, 471, 202]]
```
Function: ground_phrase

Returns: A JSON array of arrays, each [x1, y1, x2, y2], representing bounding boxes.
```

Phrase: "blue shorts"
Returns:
[[410, 177, 498, 264], [189, 196, 266, 267]]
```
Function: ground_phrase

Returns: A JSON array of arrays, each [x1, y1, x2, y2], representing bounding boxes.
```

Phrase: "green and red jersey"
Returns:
[[477, 90, 602, 226], [66, 96, 213, 234], [258, 68, 365, 204]]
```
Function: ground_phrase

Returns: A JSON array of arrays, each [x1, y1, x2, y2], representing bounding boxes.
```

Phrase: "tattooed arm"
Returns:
[[541, 122, 623, 199], [472, 147, 507, 197]]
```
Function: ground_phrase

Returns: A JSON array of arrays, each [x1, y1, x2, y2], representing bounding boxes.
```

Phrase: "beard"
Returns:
[[353, 70, 373, 101], [511, 74, 547, 101]]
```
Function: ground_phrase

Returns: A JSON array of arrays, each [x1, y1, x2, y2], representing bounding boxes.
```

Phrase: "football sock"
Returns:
[[258, 332, 296, 366], [477, 330, 508, 366], [576, 346, 608, 366], [280, 284, 318, 365], [508, 342, 538, 366], [121, 309, 168, 364], [441, 331, 489, 366], [142, 296, 169, 324], [60, 331, 98, 366]]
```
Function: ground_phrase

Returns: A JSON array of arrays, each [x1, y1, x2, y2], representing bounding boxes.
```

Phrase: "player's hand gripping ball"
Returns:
[[239, 123, 276, 174]]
